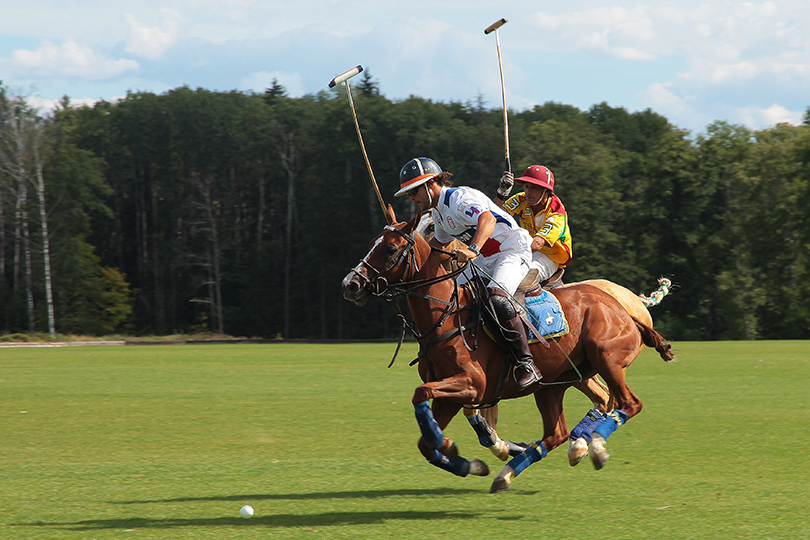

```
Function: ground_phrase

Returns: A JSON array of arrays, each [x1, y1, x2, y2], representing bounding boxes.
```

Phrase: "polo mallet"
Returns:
[[484, 18, 511, 174], [328, 65, 388, 220]]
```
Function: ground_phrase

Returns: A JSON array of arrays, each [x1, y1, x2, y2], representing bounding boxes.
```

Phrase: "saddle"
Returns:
[[463, 272, 568, 406], [513, 267, 568, 338], [516, 267, 565, 298], [469, 270, 568, 349]]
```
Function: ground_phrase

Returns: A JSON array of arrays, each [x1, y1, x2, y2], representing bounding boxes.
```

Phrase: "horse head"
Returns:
[[342, 209, 423, 305]]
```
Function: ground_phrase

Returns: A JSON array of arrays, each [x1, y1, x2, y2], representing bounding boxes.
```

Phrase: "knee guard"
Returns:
[[488, 290, 517, 322], [486, 290, 521, 344]]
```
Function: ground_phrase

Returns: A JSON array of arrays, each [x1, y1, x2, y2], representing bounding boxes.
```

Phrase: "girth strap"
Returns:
[[518, 308, 550, 349], [409, 322, 478, 381]]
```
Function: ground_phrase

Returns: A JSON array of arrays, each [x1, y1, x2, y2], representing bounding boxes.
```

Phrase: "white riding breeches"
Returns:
[[458, 249, 531, 296], [531, 252, 559, 283]]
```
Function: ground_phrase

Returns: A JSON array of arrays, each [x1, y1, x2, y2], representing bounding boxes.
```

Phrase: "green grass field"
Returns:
[[1, 341, 808, 539]]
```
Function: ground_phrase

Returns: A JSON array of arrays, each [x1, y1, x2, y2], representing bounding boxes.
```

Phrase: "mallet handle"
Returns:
[[347, 82, 387, 217], [491, 24, 511, 172], [328, 66, 387, 218]]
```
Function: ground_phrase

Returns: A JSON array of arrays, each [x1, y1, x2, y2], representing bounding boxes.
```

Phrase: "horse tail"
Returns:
[[639, 277, 672, 308], [633, 317, 675, 362]]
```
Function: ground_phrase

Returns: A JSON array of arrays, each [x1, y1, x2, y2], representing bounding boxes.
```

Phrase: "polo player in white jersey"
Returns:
[[395, 157, 542, 389]]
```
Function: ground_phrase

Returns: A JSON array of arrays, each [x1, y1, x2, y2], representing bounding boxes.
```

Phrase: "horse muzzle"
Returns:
[[342, 269, 371, 305], [342, 263, 390, 304]]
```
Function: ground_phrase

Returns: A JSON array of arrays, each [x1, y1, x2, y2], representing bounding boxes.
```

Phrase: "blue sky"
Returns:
[[2, 0, 808, 135]]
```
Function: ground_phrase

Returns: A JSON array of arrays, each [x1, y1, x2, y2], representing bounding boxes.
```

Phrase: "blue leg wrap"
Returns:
[[506, 442, 547, 477], [427, 450, 470, 477], [467, 413, 497, 447], [592, 410, 629, 441], [569, 408, 608, 444], [414, 401, 444, 450]]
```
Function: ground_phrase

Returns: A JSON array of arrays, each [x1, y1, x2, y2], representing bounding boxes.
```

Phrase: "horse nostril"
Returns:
[[347, 281, 359, 294]]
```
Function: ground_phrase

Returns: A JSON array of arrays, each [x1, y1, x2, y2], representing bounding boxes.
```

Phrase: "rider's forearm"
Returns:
[[469, 212, 496, 249]]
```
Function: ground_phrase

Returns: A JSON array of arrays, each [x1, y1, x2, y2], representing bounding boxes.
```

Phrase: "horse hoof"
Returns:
[[468, 459, 490, 477], [489, 439, 511, 461], [489, 466, 514, 493], [490, 478, 510, 493], [568, 437, 589, 466], [589, 433, 609, 470]]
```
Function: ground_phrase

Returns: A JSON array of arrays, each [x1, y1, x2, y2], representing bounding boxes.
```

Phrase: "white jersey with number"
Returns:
[[432, 186, 532, 294]]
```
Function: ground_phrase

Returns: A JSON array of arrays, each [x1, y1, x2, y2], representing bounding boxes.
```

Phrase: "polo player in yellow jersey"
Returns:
[[494, 165, 572, 288]]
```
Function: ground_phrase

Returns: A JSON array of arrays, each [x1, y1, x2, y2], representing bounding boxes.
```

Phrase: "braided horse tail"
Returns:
[[639, 277, 672, 307], [633, 318, 674, 361]]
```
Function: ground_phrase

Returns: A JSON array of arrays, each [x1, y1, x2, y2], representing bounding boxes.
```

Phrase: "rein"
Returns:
[[387, 255, 479, 371], [355, 226, 479, 369]]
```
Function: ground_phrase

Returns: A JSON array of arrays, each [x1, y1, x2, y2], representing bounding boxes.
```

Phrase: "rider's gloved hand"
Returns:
[[453, 246, 478, 265], [497, 171, 514, 199]]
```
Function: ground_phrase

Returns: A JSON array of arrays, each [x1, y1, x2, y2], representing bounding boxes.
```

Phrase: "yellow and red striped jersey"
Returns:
[[502, 192, 572, 267]]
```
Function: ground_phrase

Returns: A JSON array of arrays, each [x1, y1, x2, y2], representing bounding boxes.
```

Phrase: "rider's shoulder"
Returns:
[[503, 192, 527, 212]]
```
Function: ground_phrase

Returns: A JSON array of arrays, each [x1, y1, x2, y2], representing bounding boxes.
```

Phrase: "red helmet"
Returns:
[[516, 165, 555, 191]]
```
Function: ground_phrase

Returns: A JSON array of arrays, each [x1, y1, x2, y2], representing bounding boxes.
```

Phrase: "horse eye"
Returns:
[[385, 245, 398, 257]]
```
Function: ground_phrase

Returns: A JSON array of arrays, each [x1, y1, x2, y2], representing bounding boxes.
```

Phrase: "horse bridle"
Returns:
[[350, 225, 421, 298], [348, 224, 482, 374], [351, 224, 473, 300]]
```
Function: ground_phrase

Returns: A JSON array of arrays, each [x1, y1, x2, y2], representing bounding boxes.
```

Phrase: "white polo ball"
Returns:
[[240, 505, 254, 519]]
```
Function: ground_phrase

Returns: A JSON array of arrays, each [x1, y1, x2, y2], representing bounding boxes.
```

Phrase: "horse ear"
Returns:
[[384, 204, 397, 226], [403, 212, 421, 236]]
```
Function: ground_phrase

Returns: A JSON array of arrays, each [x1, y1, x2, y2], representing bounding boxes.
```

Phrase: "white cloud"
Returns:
[[739, 103, 803, 128], [642, 81, 805, 133], [125, 11, 180, 59], [708, 60, 760, 85], [532, 5, 659, 59], [641, 81, 711, 131], [5, 39, 138, 79], [529, 2, 810, 70], [522, 1, 810, 131]]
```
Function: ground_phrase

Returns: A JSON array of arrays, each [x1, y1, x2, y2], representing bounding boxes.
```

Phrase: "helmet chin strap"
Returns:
[[425, 182, 433, 209]]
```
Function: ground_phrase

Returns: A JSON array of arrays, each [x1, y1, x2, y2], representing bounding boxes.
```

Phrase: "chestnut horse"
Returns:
[[342, 210, 673, 492]]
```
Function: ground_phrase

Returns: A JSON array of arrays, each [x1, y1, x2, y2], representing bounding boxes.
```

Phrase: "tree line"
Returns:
[[1, 77, 809, 341]]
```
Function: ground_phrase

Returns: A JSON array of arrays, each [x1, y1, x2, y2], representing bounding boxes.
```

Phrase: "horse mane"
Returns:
[[407, 211, 465, 272]]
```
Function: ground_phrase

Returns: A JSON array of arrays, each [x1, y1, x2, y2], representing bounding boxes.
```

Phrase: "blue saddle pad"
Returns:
[[524, 290, 569, 342]]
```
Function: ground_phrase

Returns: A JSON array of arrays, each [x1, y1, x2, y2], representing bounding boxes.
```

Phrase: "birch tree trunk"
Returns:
[[21, 187, 34, 332], [277, 129, 298, 339], [283, 159, 295, 339], [192, 172, 225, 334], [0, 190, 5, 280], [33, 140, 56, 335], [0, 95, 36, 329], [13, 177, 23, 290]]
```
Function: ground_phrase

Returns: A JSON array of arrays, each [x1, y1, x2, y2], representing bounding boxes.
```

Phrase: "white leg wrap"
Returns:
[[489, 439, 511, 461], [589, 433, 609, 470], [567, 437, 589, 466]]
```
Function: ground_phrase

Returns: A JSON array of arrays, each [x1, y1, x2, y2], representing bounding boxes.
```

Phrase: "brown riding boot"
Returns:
[[505, 315, 542, 389]]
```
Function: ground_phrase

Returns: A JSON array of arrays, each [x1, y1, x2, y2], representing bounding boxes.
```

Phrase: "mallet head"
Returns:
[[328, 65, 364, 88], [484, 18, 508, 35]]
